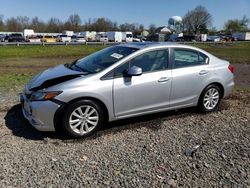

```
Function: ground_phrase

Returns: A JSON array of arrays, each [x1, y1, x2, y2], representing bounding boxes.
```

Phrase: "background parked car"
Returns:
[[7, 33, 26, 42], [26, 35, 41, 42], [41, 36, 57, 43], [56, 34, 71, 42], [71, 35, 86, 42], [0, 34, 6, 42], [207, 36, 221, 42]]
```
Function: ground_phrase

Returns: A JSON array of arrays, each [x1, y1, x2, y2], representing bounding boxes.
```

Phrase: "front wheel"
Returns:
[[198, 85, 222, 112], [62, 100, 104, 138]]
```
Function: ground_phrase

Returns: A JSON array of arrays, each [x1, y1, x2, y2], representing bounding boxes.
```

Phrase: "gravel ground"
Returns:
[[0, 63, 249, 187], [0, 89, 249, 187]]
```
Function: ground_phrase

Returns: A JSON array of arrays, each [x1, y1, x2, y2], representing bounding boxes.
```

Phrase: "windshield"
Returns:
[[127, 34, 133, 38], [70, 46, 138, 73]]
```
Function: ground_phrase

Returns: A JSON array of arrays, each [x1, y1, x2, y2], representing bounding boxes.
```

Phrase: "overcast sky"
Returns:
[[1, 0, 250, 29]]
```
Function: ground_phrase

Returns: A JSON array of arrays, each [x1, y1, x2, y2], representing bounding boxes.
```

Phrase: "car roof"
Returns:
[[119, 42, 211, 56], [119, 42, 187, 49]]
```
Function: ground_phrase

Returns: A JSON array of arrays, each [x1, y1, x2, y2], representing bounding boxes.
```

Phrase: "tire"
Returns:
[[198, 84, 222, 112], [62, 100, 104, 138]]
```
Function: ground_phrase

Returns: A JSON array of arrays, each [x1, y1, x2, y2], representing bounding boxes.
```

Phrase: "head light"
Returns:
[[30, 91, 62, 101]]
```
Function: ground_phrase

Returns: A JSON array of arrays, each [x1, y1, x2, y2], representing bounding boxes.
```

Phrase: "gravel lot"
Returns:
[[0, 64, 249, 187]]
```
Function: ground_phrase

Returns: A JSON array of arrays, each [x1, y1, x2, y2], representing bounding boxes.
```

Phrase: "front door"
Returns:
[[113, 49, 172, 117]]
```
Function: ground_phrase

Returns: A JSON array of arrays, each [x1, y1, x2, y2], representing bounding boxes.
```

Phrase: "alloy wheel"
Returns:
[[69, 105, 99, 135], [203, 88, 220, 110]]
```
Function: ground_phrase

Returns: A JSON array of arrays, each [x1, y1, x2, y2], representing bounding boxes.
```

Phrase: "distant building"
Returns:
[[155, 27, 171, 34]]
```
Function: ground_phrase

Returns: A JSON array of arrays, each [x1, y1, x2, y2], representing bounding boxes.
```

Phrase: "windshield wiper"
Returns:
[[64, 62, 89, 75], [64, 63, 72, 69]]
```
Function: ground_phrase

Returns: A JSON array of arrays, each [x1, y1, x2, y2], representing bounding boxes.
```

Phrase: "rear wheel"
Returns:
[[62, 100, 104, 138], [198, 84, 222, 112]]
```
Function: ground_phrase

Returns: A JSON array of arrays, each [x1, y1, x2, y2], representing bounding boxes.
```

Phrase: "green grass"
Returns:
[[0, 45, 105, 58], [0, 43, 249, 90], [0, 74, 32, 91]]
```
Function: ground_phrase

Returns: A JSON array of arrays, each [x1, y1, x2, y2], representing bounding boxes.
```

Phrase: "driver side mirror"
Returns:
[[125, 65, 142, 77]]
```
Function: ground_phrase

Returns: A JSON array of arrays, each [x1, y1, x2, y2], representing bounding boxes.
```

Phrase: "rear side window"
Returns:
[[199, 52, 209, 64], [173, 49, 208, 68]]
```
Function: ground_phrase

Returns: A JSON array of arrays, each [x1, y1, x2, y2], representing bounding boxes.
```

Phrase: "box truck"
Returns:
[[107, 32, 123, 42]]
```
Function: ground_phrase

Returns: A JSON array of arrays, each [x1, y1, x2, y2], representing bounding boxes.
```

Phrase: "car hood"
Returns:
[[27, 64, 85, 91]]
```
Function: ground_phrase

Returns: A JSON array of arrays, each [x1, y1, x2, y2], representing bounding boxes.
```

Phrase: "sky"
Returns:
[[1, 0, 250, 29]]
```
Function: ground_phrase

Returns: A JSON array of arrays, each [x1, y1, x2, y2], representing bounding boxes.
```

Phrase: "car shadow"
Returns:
[[4, 101, 229, 141]]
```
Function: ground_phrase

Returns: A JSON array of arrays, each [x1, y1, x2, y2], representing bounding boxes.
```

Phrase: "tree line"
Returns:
[[0, 14, 144, 35], [0, 6, 249, 35]]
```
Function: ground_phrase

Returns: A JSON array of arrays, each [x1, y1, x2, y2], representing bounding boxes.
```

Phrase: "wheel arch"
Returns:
[[204, 82, 224, 98], [53, 96, 110, 132], [197, 82, 224, 112]]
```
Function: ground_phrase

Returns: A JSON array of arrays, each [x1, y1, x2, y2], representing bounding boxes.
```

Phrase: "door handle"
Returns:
[[158, 77, 170, 83], [199, 70, 209, 75]]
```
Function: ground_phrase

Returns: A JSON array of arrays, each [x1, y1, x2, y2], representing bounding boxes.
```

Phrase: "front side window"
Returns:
[[173, 49, 208, 68], [114, 49, 169, 77], [130, 49, 168, 73], [70, 46, 138, 74]]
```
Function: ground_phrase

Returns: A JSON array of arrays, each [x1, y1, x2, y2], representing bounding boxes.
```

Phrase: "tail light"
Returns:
[[228, 64, 235, 74]]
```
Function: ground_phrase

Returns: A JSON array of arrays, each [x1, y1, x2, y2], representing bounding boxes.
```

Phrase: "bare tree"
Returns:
[[0, 15, 4, 31], [30, 17, 46, 32], [6, 17, 20, 32], [47, 17, 63, 33], [67, 14, 82, 31], [148, 24, 156, 34], [183, 6, 212, 34]]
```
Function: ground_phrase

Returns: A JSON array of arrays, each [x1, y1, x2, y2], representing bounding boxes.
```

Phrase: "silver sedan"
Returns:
[[21, 43, 234, 138]]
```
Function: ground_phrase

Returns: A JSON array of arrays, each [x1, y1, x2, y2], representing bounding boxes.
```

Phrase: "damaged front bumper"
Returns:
[[20, 93, 61, 132]]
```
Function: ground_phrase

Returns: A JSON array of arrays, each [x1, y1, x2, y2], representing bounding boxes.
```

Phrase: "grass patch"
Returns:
[[0, 73, 32, 90]]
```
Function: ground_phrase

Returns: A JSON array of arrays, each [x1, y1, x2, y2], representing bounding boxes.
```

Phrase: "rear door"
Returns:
[[113, 49, 172, 117], [170, 48, 210, 108]]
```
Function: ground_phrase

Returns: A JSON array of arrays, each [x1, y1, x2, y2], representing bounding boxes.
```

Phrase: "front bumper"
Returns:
[[20, 93, 60, 132]]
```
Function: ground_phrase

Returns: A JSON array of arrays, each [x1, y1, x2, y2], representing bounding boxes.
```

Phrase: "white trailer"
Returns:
[[200, 34, 207, 42], [232, 32, 250, 41], [23, 29, 35, 39], [122, 32, 133, 42], [80, 31, 96, 41], [107, 32, 123, 42], [62, 30, 74, 37]]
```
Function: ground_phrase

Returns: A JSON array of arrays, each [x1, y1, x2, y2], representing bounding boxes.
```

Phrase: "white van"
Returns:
[[96, 32, 108, 42], [122, 32, 133, 42]]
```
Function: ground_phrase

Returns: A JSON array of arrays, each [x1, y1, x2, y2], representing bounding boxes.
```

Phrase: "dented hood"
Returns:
[[27, 64, 84, 91]]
